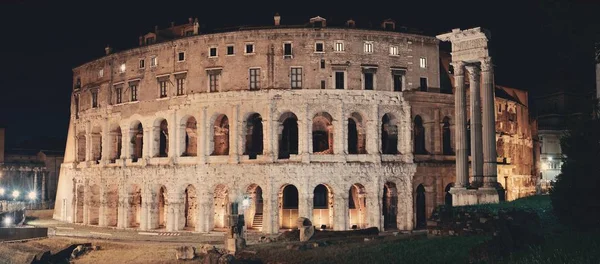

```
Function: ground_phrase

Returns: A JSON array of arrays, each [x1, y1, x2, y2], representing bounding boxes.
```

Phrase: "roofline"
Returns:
[[72, 27, 439, 72]]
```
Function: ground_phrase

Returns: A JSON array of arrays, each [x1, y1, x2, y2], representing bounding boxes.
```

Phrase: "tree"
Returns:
[[550, 99, 600, 230]]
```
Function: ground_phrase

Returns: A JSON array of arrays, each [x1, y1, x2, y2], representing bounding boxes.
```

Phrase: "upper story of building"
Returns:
[[70, 15, 440, 120]]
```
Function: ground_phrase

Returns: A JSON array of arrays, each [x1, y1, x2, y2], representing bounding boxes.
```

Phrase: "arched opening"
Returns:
[[106, 184, 119, 227], [348, 112, 366, 154], [445, 183, 454, 206], [414, 115, 426, 154], [75, 185, 84, 223], [245, 184, 264, 230], [245, 113, 264, 159], [442, 117, 453, 155], [349, 183, 367, 229], [130, 122, 143, 162], [184, 185, 197, 229], [88, 184, 101, 225], [312, 112, 334, 154], [381, 114, 398, 154], [77, 132, 86, 162], [158, 186, 167, 228], [109, 124, 122, 163], [313, 184, 334, 229], [182, 117, 197, 157], [91, 126, 102, 163], [279, 184, 299, 229], [155, 119, 169, 157], [278, 112, 298, 159], [416, 184, 426, 229], [128, 185, 142, 227], [213, 184, 229, 229], [212, 115, 229, 155], [382, 182, 398, 230]]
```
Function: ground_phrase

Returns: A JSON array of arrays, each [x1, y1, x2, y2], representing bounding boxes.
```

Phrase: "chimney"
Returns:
[[155, 25, 159, 33], [105, 45, 112, 55], [0, 128, 5, 164], [139, 35, 143, 46], [188, 17, 193, 24], [193, 18, 199, 35], [274, 13, 281, 26], [346, 19, 355, 27], [171, 21, 175, 28]]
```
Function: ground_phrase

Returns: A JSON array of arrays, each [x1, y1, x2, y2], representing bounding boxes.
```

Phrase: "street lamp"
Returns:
[[0, 187, 5, 196], [12, 190, 20, 199], [28, 191, 37, 201], [3, 216, 13, 227]]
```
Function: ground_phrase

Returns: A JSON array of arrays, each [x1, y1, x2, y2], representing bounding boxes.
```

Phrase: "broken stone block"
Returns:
[[299, 226, 315, 242], [297, 217, 312, 229], [198, 244, 216, 255], [175, 246, 195, 260]]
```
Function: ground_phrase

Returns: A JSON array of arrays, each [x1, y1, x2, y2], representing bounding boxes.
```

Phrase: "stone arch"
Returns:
[[74, 184, 84, 223], [279, 184, 299, 229], [416, 184, 426, 229], [157, 185, 167, 228], [106, 184, 119, 227], [181, 116, 197, 157], [129, 121, 143, 162], [213, 184, 229, 229], [444, 183, 454, 206], [77, 131, 86, 162], [278, 112, 298, 159], [382, 181, 398, 230], [348, 183, 367, 229], [153, 119, 169, 157], [348, 112, 367, 154], [244, 113, 264, 159], [108, 123, 122, 163], [184, 184, 197, 229], [381, 113, 398, 154], [414, 115, 426, 154], [245, 184, 264, 230], [313, 184, 334, 229], [442, 116, 453, 155], [211, 114, 229, 156], [88, 184, 101, 225], [312, 112, 334, 154], [91, 126, 102, 163], [128, 184, 142, 227]]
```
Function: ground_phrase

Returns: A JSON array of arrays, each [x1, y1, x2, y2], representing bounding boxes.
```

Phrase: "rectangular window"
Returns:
[[91, 91, 98, 108], [130, 84, 138, 101], [139, 59, 145, 69], [74, 95, 79, 118], [393, 73, 403, 92], [389, 46, 399, 56], [420, 77, 428, 91], [145, 37, 155, 45], [227, 45, 234, 55], [115, 86, 122, 104], [159, 80, 168, 98], [321, 80, 326, 89], [185, 30, 193, 36], [420, 57, 427, 68], [320, 59, 325, 69], [364, 73, 374, 90], [98, 69, 104, 78], [209, 47, 217, 57], [245, 43, 254, 54], [249, 68, 260, 90], [178, 52, 185, 61], [290, 67, 302, 89], [364, 42, 373, 53], [335, 72, 345, 89], [176, 78, 185, 95], [209, 73, 220, 92], [315, 42, 324, 52], [151, 57, 157, 67], [284, 43, 292, 57], [335, 41, 344, 52]]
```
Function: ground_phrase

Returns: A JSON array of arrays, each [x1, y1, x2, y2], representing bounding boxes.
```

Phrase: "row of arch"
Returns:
[[73, 181, 452, 231], [75, 111, 456, 163]]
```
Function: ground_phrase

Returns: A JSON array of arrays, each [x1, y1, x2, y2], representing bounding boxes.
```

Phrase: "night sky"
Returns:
[[0, 0, 598, 150]]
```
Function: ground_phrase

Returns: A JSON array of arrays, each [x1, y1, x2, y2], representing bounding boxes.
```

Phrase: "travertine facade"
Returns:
[[53, 16, 538, 233]]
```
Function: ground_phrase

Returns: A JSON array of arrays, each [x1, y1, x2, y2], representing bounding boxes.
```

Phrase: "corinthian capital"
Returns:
[[480, 57, 493, 72], [450, 61, 465, 76], [465, 65, 481, 82]]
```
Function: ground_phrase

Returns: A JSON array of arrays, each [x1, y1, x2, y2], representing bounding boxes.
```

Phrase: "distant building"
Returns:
[[0, 128, 64, 207]]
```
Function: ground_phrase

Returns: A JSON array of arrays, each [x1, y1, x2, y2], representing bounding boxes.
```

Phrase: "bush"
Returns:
[[550, 99, 600, 230]]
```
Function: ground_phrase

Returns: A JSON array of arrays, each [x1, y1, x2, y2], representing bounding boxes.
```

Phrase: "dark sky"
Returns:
[[0, 0, 598, 150]]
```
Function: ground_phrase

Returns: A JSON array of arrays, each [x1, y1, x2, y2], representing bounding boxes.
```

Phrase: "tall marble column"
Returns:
[[466, 65, 483, 186], [481, 57, 498, 188], [452, 61, 469, 188]]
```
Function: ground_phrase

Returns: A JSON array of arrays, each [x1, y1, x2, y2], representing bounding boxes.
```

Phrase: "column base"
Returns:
[[449, 187, 499, 206]]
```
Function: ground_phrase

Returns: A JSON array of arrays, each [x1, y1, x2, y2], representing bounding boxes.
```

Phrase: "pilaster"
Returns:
[[466, 65, 484, 186], [481, 57, 498, 188]]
